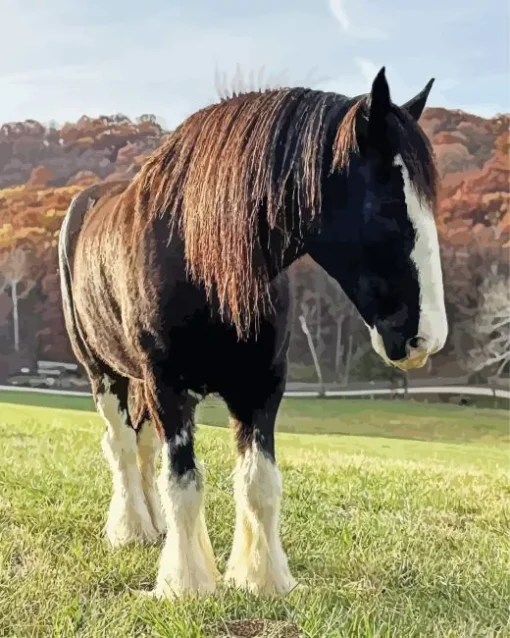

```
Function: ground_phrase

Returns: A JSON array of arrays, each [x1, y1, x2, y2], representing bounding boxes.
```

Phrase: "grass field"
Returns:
[[0, 392, 509, 637]]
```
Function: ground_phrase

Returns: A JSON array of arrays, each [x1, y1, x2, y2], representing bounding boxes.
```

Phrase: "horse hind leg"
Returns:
[[94, 372, 159, 547], [136, 417, 166, 536], [127, 381, 166, 536]]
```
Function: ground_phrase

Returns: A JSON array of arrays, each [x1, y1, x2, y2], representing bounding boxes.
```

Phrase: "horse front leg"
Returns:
[[224, 380, 297, 595], [144, 371, 219, 598]]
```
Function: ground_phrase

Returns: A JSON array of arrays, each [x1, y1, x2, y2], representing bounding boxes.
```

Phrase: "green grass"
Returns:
[[1, 389, 509, 444], [0, 394, 509, 637], [0, 389, 95, 412]]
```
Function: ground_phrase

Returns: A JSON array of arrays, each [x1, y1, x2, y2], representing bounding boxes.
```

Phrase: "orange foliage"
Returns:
[[27, 166, 55, 188]]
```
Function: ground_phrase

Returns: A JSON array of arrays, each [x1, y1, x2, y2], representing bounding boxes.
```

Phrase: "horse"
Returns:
[[58, 67, 448, 599]]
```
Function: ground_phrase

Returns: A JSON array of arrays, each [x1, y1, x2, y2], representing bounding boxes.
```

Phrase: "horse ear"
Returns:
[[361, 67, 391, 151], [368, 67, 391, 125], [401, 78, 434, 121]]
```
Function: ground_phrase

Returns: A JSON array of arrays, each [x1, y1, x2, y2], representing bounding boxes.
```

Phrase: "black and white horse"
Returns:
[[58, 68, 447, 599]]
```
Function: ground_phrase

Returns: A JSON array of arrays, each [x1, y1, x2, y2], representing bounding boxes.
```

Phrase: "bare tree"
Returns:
[[0, 253, 8, 296], [442, 246, 486, 373], [299, 304, 324, 394], [318, 269, 358, 383], [0, 247, 35, 351], [469, 266, 510, 378], [343, 334, 354, 386], [289, 258, 379, 384], [332, 294, 355, 382]]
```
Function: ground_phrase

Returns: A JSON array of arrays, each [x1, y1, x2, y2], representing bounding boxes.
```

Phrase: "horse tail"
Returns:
[[58, 184, 104, 367]]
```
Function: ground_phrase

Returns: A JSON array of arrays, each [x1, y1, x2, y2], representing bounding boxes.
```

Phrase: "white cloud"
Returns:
[[328, 0, 350, 30], [328, 0, 388, 39]]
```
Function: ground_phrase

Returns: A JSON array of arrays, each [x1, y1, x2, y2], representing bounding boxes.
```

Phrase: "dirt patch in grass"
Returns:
[[215, 619, 302, 638]]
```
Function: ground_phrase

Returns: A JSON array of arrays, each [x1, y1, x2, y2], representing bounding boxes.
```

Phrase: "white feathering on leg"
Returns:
[[98, 379, 158, 547], [225, 443, 296, 595], [154, 449, 219, 598]]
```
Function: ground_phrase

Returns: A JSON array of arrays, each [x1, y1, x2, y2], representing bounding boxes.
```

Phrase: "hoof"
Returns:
[[106, 514, 159, 548], [224, 566, 298, 596], [152, 577, 217, 600]]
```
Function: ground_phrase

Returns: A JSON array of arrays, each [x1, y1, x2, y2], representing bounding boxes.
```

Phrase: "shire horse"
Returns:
[[58, 68, 448, 599]]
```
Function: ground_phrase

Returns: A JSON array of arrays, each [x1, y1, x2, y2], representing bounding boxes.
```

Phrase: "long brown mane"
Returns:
[[136, 88, 437, 338]]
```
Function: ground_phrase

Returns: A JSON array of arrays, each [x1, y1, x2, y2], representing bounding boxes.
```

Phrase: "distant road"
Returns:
[[285, 386, 510, 399], [1, 384, 508, 400]]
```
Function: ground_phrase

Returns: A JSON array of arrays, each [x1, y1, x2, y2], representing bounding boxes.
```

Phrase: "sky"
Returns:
[[0, 0, 508, 128]]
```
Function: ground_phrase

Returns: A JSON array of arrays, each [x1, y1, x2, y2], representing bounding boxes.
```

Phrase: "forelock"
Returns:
[[388, 106, 438, 209]]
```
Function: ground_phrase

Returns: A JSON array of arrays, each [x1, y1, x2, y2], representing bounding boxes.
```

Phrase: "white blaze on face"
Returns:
[[394, 155, 448, 355], [367, 324, 391, 365]]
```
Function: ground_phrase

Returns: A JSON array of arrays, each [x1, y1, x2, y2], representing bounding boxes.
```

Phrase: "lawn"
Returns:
[[0, 393, 509, 637]]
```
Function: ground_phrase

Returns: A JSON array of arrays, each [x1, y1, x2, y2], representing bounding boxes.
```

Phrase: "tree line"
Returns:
[[0, 112, 508, 385]]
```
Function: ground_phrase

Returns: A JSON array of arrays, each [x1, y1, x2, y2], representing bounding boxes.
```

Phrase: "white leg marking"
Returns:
[[154, 448, 219, 599], [225, 444, 297, 595], [136, 420, 166, 536], [97, 378, 158, 547], [394, 155, 448, 354]]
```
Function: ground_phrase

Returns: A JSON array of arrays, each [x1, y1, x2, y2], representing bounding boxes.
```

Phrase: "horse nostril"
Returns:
[[407, 336, 425, 351]]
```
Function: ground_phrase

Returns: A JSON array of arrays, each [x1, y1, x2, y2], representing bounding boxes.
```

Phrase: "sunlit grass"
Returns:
[[0, 397, 509, 637]]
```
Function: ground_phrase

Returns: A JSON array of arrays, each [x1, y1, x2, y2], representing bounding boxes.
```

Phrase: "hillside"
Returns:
[[0, 104, 508, 374], [0, 115, 166, 189], [420, 108, 509, 247], [0, 107, 507, 247]]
